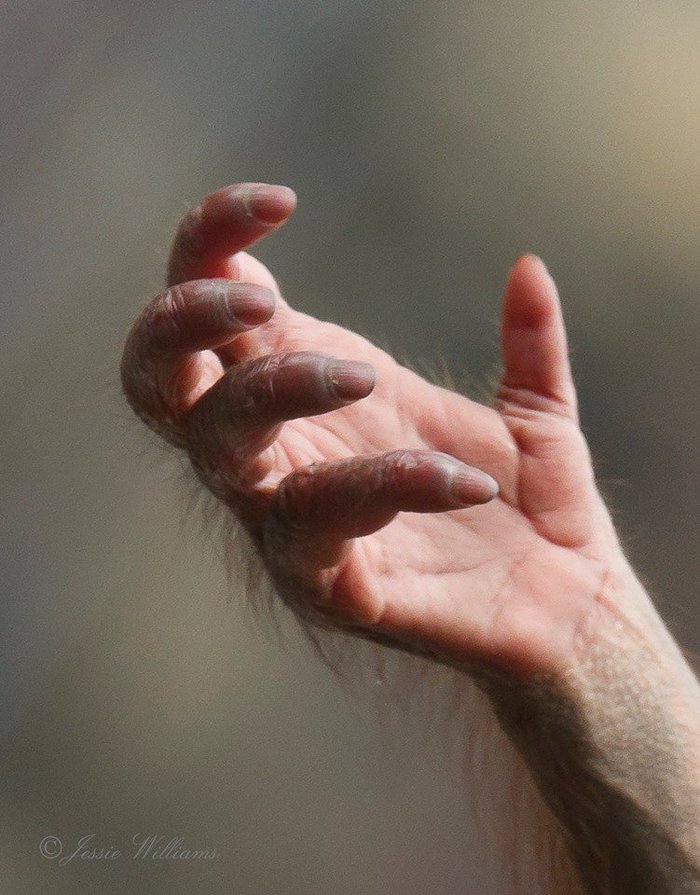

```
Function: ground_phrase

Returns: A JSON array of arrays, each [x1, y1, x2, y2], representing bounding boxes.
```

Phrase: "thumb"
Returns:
[[498, 254, 578, 421]]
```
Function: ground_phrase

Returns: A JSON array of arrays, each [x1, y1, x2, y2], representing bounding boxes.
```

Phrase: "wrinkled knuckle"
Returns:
[[169, 202, 206, 274], [120, 297, 195, 446], [207, 279, 238, 325], [150, 285, 188, 349], [161, 283, 187, 321], [184, 392, 214, 447], [179, 198, 206, 237], [241, 353, 283, 408], [272, 464, 331, 541], [224, 183, 254, 210], [495, 383, 577, 422], [383, 449, 420, 480], [194, 185, 241, 222]]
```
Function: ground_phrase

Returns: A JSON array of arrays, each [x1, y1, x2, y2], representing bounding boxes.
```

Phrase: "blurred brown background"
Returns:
[[1, 2, 698, 893]]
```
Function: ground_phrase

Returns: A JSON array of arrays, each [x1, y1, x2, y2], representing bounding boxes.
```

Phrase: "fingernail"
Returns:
[[241, 184, 297, 224], [326, 360, 376, 402], [450, 466, 499, 505], [226, 286, 276, 326]]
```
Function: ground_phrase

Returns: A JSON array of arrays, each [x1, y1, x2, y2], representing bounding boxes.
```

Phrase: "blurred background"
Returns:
[[1, 1, 698, 892]]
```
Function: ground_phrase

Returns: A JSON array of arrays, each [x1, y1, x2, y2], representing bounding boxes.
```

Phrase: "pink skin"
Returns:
[[121, 183, 623, 677]]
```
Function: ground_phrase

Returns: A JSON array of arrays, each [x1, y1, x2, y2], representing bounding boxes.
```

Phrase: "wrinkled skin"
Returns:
[[121, 183, 623, 678]]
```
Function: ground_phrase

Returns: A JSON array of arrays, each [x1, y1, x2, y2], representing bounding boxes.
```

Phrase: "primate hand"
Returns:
[[121, 182, 622, 677], [121, 183, 700, 893]]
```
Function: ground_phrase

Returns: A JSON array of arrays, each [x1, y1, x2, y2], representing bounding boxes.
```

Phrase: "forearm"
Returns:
[[481, 560, 700, 895]]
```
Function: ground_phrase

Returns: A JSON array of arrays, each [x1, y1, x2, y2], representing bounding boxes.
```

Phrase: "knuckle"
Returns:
[[266, 474, 314, 549], [205, 278, 236, 325], [495, 383, 578, 422], [160, 283, 187, 323], [383, 449, 421, 478], [120, 292, 184, 418], [148, 284, 189, 351], [168, 200, 208, 280], [240, 353, 284, 408], [185, 185, 240, 228], [177, 199, 206, 241]]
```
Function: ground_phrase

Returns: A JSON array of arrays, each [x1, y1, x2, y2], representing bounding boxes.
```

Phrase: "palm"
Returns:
[[253, 309, 611, 672]]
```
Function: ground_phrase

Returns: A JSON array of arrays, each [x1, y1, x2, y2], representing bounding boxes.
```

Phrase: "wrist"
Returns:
[[566, 552, 700, 722], [479, 555, 700, 894]]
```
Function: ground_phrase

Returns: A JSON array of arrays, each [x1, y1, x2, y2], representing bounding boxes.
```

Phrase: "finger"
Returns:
[[167, 183, 297, 286], [498, 254, 578, 420], [185, 353, 377, 494], [264, 450, 499, 576], [120, 279, 276, 446]]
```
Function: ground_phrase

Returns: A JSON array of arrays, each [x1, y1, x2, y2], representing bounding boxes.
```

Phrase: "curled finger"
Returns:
[[263, 450, 499, 618], [167, 182, 297, 285], [185, 352, 377, 498], [120, 279, 276, 446]]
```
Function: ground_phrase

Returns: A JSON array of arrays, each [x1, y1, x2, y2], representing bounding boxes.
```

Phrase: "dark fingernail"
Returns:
[[242, 184, 297, 224], [326, 360, 376, 402], [450, 466, 499, 505], [226, 286, 276, 326]]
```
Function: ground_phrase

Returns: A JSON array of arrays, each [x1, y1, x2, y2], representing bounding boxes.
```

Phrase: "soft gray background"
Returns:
[[1, 2, 698, 893]]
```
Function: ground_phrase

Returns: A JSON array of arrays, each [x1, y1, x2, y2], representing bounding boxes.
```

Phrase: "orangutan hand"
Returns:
[[119, 182, 636, 678], [121, 184, 700, 894]]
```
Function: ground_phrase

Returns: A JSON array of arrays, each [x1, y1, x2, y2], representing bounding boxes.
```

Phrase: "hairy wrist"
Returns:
[[478, 559, 700, 894]]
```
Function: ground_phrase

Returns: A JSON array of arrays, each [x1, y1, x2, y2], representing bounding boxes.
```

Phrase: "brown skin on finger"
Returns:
[[166, 183, 297, 285], [262, 449, 500, 624], [121, 279, 277, 446]]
